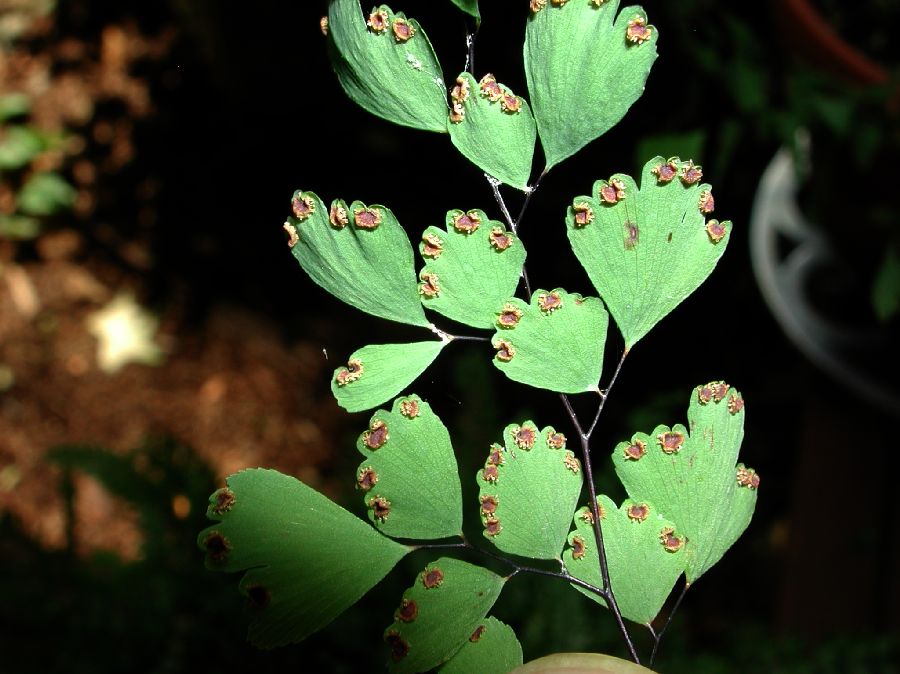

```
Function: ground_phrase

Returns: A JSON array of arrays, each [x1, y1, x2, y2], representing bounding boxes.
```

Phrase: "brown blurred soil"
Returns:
[[0, 5, 339, 560]]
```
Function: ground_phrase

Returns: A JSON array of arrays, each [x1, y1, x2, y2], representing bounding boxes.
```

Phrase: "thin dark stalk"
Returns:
[[649, 581, 690, 667], [505, 565, 605, 597], [486, 166, 639, 662], [587, 349, 629, 437], [470, 34, 638, 659], [487, 175, 532, 298], [411, 540, 468, 551], [560, 394, 640, 663], [513, 170, 545, 230], [487, 549, 604, 594], [487, 175, 516, 230], [414, 539, 606, 597], [448, 334, 491, 343], [465, 25, 478, 75], [646, 624, 659, 665], [431, 325, 490, 343]]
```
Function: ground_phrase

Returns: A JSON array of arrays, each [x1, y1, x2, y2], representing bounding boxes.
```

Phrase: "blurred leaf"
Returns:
[[418, 208, 526, 328], [872, 248, 900, 322], [0, 0, 54, 42], [49, 438, 217, 561], [48, 445, 156, 506], [17, 171, 77, 216], [0, 214, 40, 239], [612, 383, 757, 582], [447, 0, 479, 21], [729, 60, 768, 115], [524, 1, 658, 170], [564, 498, 686, 625], [852, 121, 882, 167], [712, 118, 743, 176], [811, 93, 854, 136], [355, 395, 463, 539], [285, 190, 430, 327], [199, 468, 411, 648], [0, 126, 46, 169], [331, 340, 448, 413], [491, 288, 608, 394], [328, 0, 447, 133], [0, 93, 31, 121], [719, 17, 768, 115], [383, 557, 506, 673], [447, 72, 536, 190], [438, 616, 522, 674], [475, 421, 582, 560], [566, 156, 730, 348]]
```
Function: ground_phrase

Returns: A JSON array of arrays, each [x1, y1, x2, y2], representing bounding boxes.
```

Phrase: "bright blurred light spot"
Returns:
[[86, 291, 164, 373], [0, 465, 22, 492], [171, 493, 191, 519]]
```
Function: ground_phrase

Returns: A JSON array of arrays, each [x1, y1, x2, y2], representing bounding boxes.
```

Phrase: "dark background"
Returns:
[[1, 0, 898, 672]]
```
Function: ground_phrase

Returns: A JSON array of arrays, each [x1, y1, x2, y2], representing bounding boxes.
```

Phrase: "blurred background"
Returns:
[[1, 0, 898, 672]]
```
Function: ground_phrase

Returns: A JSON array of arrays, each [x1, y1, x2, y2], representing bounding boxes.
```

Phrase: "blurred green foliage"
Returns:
[[0, 93, 76, 239], [651, 2, 900, 322]]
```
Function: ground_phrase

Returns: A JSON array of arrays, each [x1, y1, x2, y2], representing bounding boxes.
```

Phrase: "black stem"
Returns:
[[587, 349, 629, 437], [649, 580, 691, 667], [430, 325, 490, 343], [513, 170, 546, 230], [505, 565, 605, 597], [646, 624, 659, 664], [483, 162, 640, 661], [488, 175, 516, 230], [560, 394, 640, 663], [411, 541, 468, 551], [465, 25, 478, 75], [487, 175, 532, 299], [448, 334, 491, 343], [468, 34, 641, 663], [415, 538, 606, 597]]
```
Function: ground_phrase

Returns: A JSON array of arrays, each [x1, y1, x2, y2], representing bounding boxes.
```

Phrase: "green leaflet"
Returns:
[[565, 157, 731, 348], [0, 93, 31, 121], [438, 617, 522, 674], [332, 341, 448, 413], [447, 72, 537, 190], [0, 125, 46, 169], [475, 422, 582, 560], [328, 0, 448, 133], [418, 209, 526, 329], [17, 172, 76, 216], [611, 382, 757, 583], [564, 498, 686, 625], [355, 395, 463, 539], [384, 558, 506, 674], [524, 1, 658, 170], [198, 469, 410, 648], [285, 191, 430, 328], [491, 288, 609, 394], [447, 0, 479, 20]]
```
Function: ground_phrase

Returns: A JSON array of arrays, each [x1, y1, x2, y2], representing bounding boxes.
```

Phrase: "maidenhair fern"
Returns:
[[199, 2, 759, 671]]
